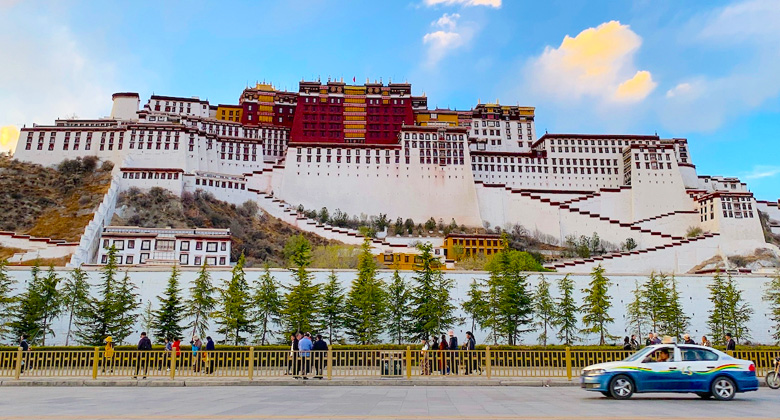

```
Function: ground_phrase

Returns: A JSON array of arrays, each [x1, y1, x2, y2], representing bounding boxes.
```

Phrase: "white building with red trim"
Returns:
[[98, 226, 231, 267]]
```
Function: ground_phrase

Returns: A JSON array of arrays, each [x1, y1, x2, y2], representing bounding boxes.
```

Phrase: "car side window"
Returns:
[[682, 349, 719, 361], [641, 347, 675, 363]]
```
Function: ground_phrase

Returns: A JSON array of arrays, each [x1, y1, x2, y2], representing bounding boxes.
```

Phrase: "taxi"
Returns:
[[580, 342, 758, 400]]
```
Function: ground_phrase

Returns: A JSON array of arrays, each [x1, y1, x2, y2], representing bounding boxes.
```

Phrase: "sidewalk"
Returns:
[[0, 376, 577, 387]]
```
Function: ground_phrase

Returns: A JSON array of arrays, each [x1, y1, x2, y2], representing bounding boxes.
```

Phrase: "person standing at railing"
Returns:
[[286, 333, 299, 375], [438, 333, 449, 375], [312, 334, 328, 379], [629, 335, 639, 350], [103, 336, 114, 373], [133, 332, 152, 379], [297, 332, 313, 379], [725, 333, 736, 351], [205, 336, 215, 374], [700, 335, 712, 347], [448, 330, 459, 375], [622, 337, 632, 350], [683, 334, 696, 345]]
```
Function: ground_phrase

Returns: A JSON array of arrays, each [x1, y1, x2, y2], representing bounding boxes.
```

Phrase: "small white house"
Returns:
[[98, 226, 231, 266]]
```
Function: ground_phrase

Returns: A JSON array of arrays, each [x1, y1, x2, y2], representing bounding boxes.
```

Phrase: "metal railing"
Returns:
[[1, 347, 774, 381]]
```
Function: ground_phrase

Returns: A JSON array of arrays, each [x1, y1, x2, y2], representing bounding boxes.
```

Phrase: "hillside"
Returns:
[[0, 154, 113, 241], [112, 187, 336, 266]]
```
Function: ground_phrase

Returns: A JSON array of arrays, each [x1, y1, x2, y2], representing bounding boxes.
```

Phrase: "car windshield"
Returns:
[[623, 347, 654, 362]]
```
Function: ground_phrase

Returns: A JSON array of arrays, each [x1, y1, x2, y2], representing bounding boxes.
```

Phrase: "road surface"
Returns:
[[0, 386, 778, 419]]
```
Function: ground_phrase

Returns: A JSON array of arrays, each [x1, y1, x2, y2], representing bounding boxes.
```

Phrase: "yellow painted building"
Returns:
[[443, 233, 503, 260], [216, 105, 242, 122], [415, 110, 459, 127], [376, 251, 447, 270]]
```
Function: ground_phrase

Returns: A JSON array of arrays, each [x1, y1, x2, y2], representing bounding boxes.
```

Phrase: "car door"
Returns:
[[679, 347, 721, 392], [639, 346, 684, 391]]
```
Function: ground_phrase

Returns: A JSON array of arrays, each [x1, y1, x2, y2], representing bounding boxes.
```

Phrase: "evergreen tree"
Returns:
[[581, 265, 615, 345], [554, 275, 579, 345], [344, 240, 387, 344], [533, 275, 556, 346], [114, 271, 140, 343], [151, 265, 186, 342], [9, 263, 62, 345], [386, 270, 412, 345], [482, 239, 534, 345], [410, 243, 458, 340], [62, 267, 90, 346], [187, 262, 217, 339], [462, 279, 488, 335], [642, 272, 669, 334], [214, 253, 255, 345], [253, 266, 282, 345], [707, 272, 729, 343], [662, 274, 689, 340], [281, 236, 319, 334], [625, 280, 648, 342], [762, 272, 780, 344], [76, 247, 119, 345], [0, 260, 15, 339], [723, 273, 753, 344], [318, 270, 345, 344]]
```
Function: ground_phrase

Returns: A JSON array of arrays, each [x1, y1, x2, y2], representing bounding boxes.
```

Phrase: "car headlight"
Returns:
[[584, 369, 606, 376]]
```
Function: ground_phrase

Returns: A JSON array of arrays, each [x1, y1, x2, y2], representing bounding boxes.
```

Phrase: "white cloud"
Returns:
[[661, 0, 780, 132], [424, 0, 501, 8], [524, 21, 656, 105], [0, 8, 124, 153], [422, 13, 475, 67], [742, 165, 780, 180], [434, 13, 460, 31]]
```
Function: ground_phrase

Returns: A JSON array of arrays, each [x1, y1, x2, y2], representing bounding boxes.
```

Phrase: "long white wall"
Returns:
[[4, 267, 778, 346]]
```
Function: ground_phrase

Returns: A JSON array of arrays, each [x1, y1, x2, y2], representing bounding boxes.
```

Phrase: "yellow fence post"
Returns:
[[327, 347, 333, 380], [248, 347, 254, 381], [405, 346, 412, 379], [92, 347, 99, 380], [565, 346, 572, 381], [170, 350, 176, 380], [485, 347, 491, 379], [14, 348, 22, 380]]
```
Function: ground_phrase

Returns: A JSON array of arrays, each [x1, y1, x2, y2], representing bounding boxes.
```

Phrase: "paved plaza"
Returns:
[[0, 386, 778, 420]]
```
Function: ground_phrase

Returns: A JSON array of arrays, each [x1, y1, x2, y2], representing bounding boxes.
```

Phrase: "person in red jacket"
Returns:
[[171, 337, 182, 372]]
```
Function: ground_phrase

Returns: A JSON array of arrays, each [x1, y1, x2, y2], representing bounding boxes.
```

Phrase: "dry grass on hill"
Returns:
[[112, 187, 337, 267], [0, 154, 112, 242]]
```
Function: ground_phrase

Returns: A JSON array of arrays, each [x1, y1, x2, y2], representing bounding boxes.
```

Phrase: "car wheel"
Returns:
[[766, 372, 780, 389], [696, 392, 712, 399], [609, 375, 634, 399], [600, 391, 612, 398], [711, 376, 736, 401]]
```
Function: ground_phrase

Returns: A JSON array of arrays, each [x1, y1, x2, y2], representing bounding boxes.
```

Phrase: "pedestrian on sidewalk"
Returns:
[[438, 333, 449, 375], [297, 332, 313, 379], [19, 334, 30, 374], [420, 338, 431, 375], [204, 336, 215, 374], [700, 335, 711, 347], [629, 335, 639, 350], [103, 336, 114, 373], [683, 334, 695, 345], [133, 332, 152, 379], [645, 332, 654, 347], [171, 337, 181, 372], [286, 333, 299, 375], [623, 336, 632, 350], [464, 331, 478, 375], [191, 336, 203, 373], [161, 337, 172, 371], [448, 330, 459, 375], [313, 334, 328, 379], [725, 333, 736, 351]]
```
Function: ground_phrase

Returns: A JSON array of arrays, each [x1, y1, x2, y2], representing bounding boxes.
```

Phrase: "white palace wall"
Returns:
[[3, 266, 777, 346]]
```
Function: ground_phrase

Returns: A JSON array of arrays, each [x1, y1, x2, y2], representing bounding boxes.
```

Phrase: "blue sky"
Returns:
[[0, 0, 778, 199]]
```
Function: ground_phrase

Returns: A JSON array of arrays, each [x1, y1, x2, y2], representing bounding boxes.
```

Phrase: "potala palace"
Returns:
[[11, 80, 780, 274]]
